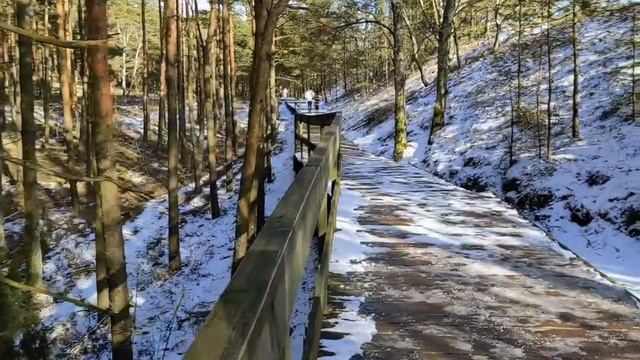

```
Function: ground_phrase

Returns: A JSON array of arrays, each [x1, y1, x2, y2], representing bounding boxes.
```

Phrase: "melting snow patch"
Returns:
[[319, 296, 376, 359]]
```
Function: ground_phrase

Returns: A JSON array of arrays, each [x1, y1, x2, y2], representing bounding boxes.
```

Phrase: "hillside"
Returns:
[[329, 8, 640, 299]]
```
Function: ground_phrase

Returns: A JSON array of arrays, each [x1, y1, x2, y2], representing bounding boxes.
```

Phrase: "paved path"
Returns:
[[319, 142, 640, 359]]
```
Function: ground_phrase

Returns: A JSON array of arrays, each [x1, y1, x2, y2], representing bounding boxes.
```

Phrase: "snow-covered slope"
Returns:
[[330, 9, 640, 298], [4, 104, 301, 358]]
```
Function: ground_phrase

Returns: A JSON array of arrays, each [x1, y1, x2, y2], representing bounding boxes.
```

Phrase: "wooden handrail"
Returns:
[[184, 104, 341, 360]]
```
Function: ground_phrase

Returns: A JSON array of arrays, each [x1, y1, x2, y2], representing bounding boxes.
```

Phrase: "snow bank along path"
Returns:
[[320, 141, 640, 359]]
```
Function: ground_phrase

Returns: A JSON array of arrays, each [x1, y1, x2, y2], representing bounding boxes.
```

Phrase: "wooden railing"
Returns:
[[184, 102, 342, 360]]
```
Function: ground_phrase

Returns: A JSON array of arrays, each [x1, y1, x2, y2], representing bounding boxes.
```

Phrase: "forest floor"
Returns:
[[1, 101, 314, 358], [329, 7, 640, 301]]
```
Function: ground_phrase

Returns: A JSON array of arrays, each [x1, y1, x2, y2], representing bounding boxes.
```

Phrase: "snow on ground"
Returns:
[[319, 296, 376, 360], [4, 102, 300, 358], [329, 9, 640, 299]]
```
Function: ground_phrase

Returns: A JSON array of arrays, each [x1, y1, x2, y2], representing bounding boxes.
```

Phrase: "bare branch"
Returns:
[[0, 22, 108, 49], [0, 276, 114, 315]]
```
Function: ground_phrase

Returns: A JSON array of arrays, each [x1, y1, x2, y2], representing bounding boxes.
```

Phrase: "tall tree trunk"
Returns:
[[157, 0, 166, 148], [233, 0, 289, 271], [391, 0, 407, 162], [0, 33, 6, 254], [516, 0, 522, 114], [229, 13, 238, 155], [165, 0, 181, 272], [57, 0, 80, 215], [77, 0, 89, 161], [536, 28, 544, 160], [221, 0, 234, 193], [571, 0, 580, 138], [546, 0, 552, 160], [86, 0, 134, 357], [142, 0, 150, 143], [453, 19, 461, 69], [204, 0, 221, 218], [492, 0, 502, 51], [266, 36, 278, 182], [7, 14, 24, 195], [121, 50, 127, 95], [17, 0, 43, 287], [186, 1, 201, 193], [42, 3, 51, 148], [429, 0, 456, 144], [633, 9, 637, 121], [177, 0, 188, 165]]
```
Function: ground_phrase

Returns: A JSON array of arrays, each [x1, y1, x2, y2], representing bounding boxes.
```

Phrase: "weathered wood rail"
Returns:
[[184, 101, 342, 360]]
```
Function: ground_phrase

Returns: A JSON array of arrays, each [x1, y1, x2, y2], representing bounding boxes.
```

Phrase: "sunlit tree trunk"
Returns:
[[200, 0, 221, 218], [571, 0, 580, 138], [157, 0, 166, 148], [516, 0, 522, 113], [86, 0, 134, 356], [546, 0, 552, 160], [229, 13, 238, 154], [391, 0, 407, 162], [42, 3, 51, 148], [429, 0, 456, 144], [142, 0, 150, 143], [177, 0, 188, 164], [221, 0, 234, 193], [233, 0, 290, 271], [56, 0, 80, 215], [0, 33, 6, 254], [186, 1, 202, 193], [165, 0, 181, 272], [17, 0, 43, 288], [7, 12, 24, 196]]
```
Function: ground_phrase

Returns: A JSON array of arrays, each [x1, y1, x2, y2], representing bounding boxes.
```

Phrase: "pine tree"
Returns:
[[165, 0, 181, 272], [16, 0, 43, 287], [86, 0, 134, 356], [391, 0, 407, 161]]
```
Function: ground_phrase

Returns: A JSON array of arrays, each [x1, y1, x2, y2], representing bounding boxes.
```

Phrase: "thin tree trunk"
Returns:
[[492, 0, 502, 51], [571, 0, 580, 138], [429, 0, 456, 144], [516, 0, 522, 114], [204, 0, 221, 218], [56, 0, 80, 215], [266, 36, 278, 182], [77, 0, 89, 160], [536, 24, 544, 159], [86, 0, 134, 356], [17, 0, 43, 287], [157, 0, 166, 148], [142, 0, 150, 143], [129, 42, 142, 96], [7, 12, 24, 196], [229, 14, 238, 155], [509, 84, 516, 167], [391, 0, 407, 162], [186, 1, 201, 193], [453, 19, 461, 69], [546, 0, 552, 160], [222, 0, 234, 193], [165, 0, 181, 272], [121, 50, 127, 95], [0, 33, 6, 254], [633, 9, 637, 121], [42, 3, 51, 149], [177, 0, 188, 165]]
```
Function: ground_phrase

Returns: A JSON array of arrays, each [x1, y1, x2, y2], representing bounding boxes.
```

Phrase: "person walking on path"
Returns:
[[304, 89, 315, 112], [313, 91, 322, 111]]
